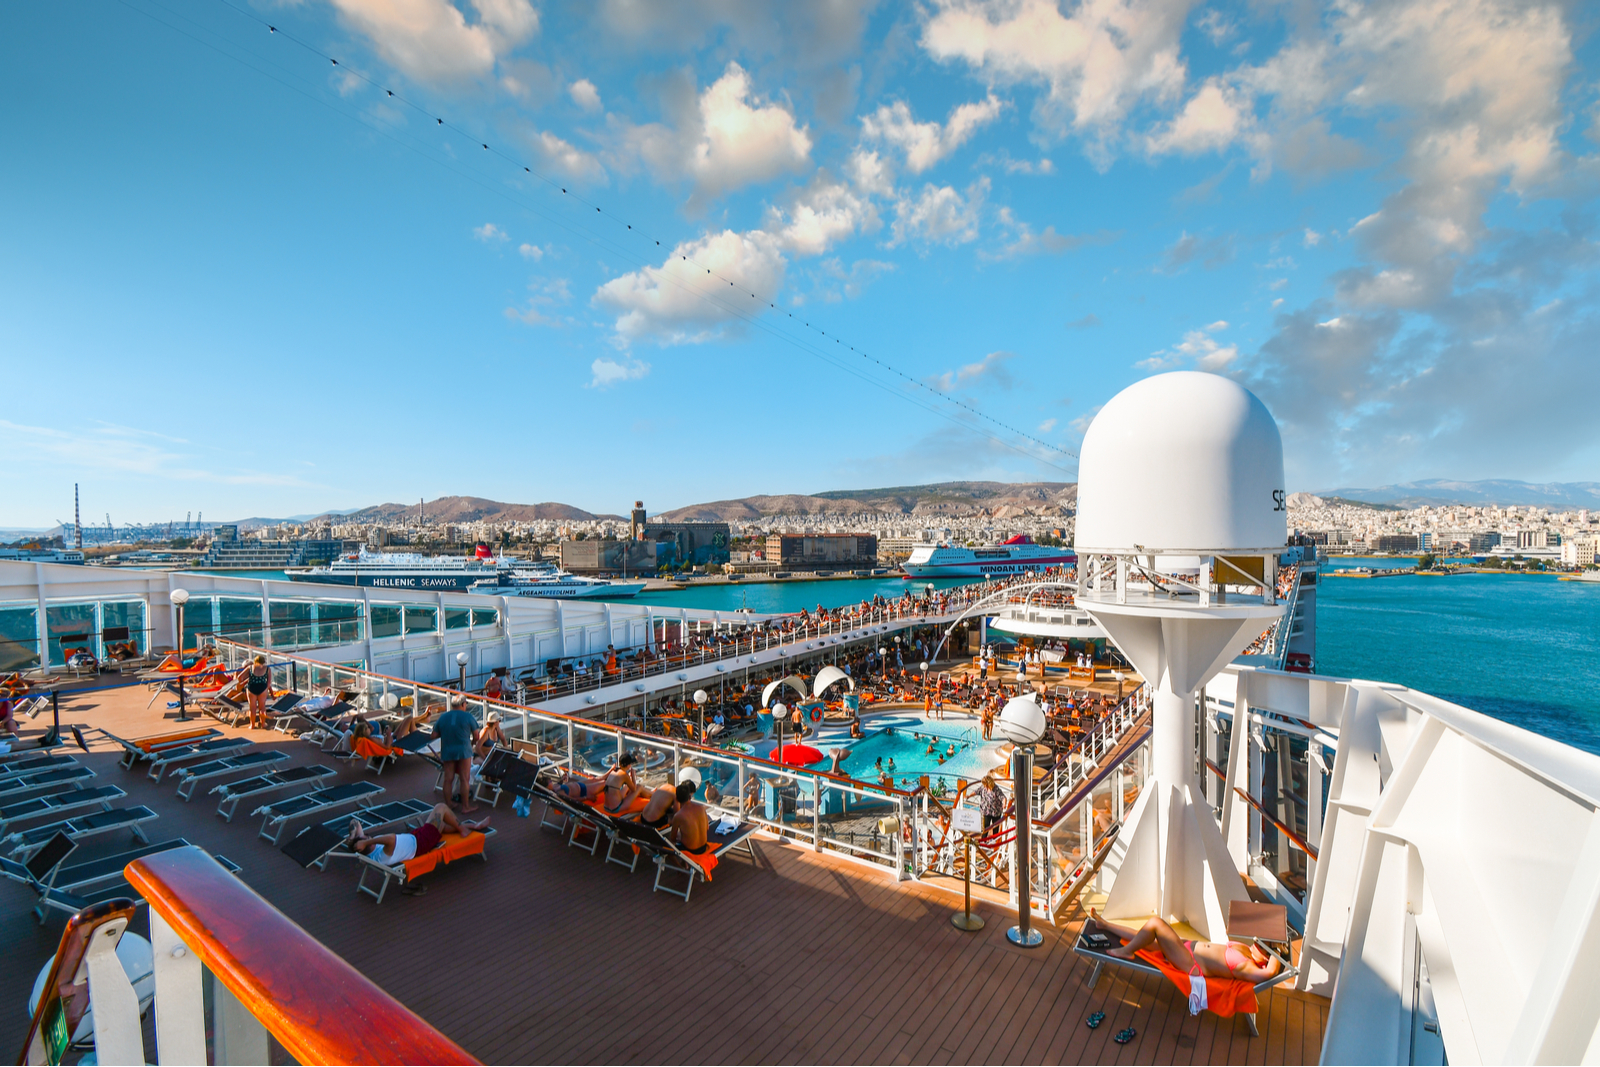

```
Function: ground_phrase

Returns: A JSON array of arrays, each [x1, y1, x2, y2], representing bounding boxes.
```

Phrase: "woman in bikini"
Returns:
[[236, 655, 272, 730], [554, 753, 647, 812], [1088, 909, 1281, 982]]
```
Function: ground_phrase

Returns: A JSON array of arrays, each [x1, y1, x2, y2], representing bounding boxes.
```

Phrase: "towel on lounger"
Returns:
[[586, 794, 650, 817], [353, 736, 402, 761], [681, 846, 718, 879], [1133, 946, 1258, 1018], [402, 830, 486, 880]]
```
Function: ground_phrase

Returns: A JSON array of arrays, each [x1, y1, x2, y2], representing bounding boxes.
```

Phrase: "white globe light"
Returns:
[[920, 661, 929, 671], [379, 692, 399, 711], [680, 767, 702, 788], [693, 689, 708, 704], [169, 588, 190, 605], [771, 702, 787, 716], [997, 695, 1047, 746], [455, 652, 468, 666]]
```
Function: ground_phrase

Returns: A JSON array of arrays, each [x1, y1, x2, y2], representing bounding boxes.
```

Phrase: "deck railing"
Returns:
[[19, 847, 475, 1065]]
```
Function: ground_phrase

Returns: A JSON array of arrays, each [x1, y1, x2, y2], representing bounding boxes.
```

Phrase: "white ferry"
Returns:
[[469, 561, 645, 599], [287, 546, 502, 590], [900, 534, 1075, 577]]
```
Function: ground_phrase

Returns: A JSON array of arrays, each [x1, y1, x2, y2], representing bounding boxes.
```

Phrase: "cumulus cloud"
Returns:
[[328, 0, 538, 83], [984, 208, 1116, 261], [569, 78, 601, 111], [890, 178, 988, 247], [928, 350, 1016, 392], [1139, 320, 1237, 371], [504, 276, 571, 326], [977, 150, 1056, 175], [768, 171, 881, 256], [1065, 313, 1101, 329], [811, 257, 896, 302], [529, 129, 606, 182], [1161, 230, 1235, 270], [919, 0, 1191, 162], [622, 63, 812, 208], [1303, 228, 1322, 247], [860, 95, 1005, 173], [473, 222, 508, 242], [593, 229, 786, 343], [589, 357, 651, 388], [518, 242, 546, 260], [1144, 78, 1259, 157]]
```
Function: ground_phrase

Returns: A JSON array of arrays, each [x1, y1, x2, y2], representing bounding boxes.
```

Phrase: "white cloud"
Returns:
[[530, 129, 606, 182], [861, 95, 1005, 174], [593, 229, 786, 343], [328, 0, 537, 83], [845, 149, 895, 197], [473, 222, 508, 242], [890, 178, 988, 247], [504, 276, 571, 326], [518, 243, 545, 260], [1145, 78, 1258, 156], [929, 350, 1015, 392], [978, 150, 1055, 175], [769, 172, 881, 257], [1303, 228, 1322, 247], [622, 63, 812, 208], [1139, 320, 1237, 370], [588, 357, 651, 388], [919, 0, 1190, 161], [1269, 277, 1288, 290], [568, 78, 601, 111], [1197, 8, 1234, 45], [984, 207, 1115, 261], [1037, 417, 1057, 432], [812, 258, 896, 302]]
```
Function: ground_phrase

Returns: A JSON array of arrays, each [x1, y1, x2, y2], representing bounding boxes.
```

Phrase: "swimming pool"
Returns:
[[836, 715, 1002, 794]]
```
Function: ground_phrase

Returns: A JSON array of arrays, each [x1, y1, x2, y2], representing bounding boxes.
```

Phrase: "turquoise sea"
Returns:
[[197, 563, 1600, 754]]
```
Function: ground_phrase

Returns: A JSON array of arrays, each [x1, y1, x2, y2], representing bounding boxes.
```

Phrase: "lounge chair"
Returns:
[[608, 811, 759, 901], [171, 750, 290, 800], [1071, 902, 1300, 1037], [529, 781, 617, 855], [144, 736, 254, 782], [254, 781, 385, 844], [99, 726, 221, 769], [473, 746, 552, 808], [345, 825, 497, 903], [351, 735, 404, 775], [0, 766, 96, 803], [211, 764, 337, 822], [145, 666, 232, 709], [33, 851, 240, 923], [0, 754, 78, 786], [136, 650, 214, 681], [281, 798, 436, 870], [3, 805, 157, 860], [0, 785, 126, 836], [0, 833, 222, 924]]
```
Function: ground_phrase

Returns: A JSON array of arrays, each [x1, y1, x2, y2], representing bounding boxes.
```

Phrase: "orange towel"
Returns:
[[354, 736, 402, 761], [586, 794, 650, 817], [402, 830, 486, 880], [136, 728, 214, 752], [681, 846, 719, 880], [1134, 947, 1259, 1018]]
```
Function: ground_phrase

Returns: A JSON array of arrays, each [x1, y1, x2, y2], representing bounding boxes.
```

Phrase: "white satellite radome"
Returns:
[[1075, 371, 1285, 554]]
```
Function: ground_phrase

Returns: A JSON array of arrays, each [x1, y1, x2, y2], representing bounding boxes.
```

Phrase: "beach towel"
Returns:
[[1133, 946, 1258, 1018], [682, 847, 718, 879], [402, 830, 486, 881], [587, 793, 650, 818], [353, 736, 402, 761]]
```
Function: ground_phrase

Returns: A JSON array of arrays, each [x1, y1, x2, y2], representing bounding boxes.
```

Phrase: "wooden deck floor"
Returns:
[[0, 681, 1326, 1065]]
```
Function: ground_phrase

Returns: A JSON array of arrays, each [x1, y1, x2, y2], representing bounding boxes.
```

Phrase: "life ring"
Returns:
[[805, 703, 824, 727]]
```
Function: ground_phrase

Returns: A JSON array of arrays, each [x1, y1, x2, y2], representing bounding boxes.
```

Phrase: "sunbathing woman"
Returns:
[[347, 804, 489, 866], [1088, 909, 1281, 982]]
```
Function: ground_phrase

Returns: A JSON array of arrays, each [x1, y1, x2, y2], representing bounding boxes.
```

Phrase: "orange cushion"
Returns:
[[1134, 946, 1259, 1018], [402, 830, 486, 880], [135, 728, 215, 751]]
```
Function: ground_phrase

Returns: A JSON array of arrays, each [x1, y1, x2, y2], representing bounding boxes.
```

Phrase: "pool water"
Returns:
[[836, 714, 1002, 794]]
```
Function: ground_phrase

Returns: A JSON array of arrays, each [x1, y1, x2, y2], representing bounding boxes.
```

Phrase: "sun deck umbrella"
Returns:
[[772, 743, 825, 767]]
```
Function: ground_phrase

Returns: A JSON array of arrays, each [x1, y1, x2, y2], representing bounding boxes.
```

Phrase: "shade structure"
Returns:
[[772, 743, 825, 767]]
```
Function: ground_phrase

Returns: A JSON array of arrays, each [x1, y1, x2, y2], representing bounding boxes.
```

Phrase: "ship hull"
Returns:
[[285, 570, 492, 591]]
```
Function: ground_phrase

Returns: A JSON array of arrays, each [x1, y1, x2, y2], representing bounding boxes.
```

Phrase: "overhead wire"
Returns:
[[119, 0, 1077, 467]]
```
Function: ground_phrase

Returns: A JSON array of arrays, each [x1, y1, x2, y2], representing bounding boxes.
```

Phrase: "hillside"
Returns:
[[322, 496, 618, 524], [1314, 479, 1600, 509], [654, 481, 1077, 521]]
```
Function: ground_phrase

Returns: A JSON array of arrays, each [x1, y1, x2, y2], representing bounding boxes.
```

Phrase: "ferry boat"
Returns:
[[286, 546, 503, 590], [469, 561, 645, 599], [900, 534, 1075, 577]]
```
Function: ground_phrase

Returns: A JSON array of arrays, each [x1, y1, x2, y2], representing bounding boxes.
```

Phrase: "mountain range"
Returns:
[[653, 481, 1077, 521], [1313, 479, 1600, 509]]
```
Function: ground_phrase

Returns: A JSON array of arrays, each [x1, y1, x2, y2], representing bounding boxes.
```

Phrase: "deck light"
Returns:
[[455, 651, 468, 691], [170, 589, 191, 721], [998, 693, 1047, 948], [693, 689, 709, 741]]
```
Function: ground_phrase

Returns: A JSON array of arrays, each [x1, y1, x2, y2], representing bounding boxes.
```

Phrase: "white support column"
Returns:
[[1304, 741, 1323, 894], [259, 580, 271, 649], [85, 919, 145, 1067], [149, 911, 207, 1065], [34, 562, 50, 672]]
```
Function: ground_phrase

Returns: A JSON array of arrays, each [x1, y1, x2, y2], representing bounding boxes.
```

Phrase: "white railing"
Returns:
[[1032, 686, 1150, 815]]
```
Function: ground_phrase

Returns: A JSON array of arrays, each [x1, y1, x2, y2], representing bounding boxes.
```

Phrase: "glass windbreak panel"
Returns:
[[403, 605, 437, 636], [100, 601, 146, 655], [444, 607, 471, 631], [471, 608, 498, 628], [0, 604, 40, 671], [218, 598, 265, 644], [47, 602, 99, 659], [315, 602, 363, 645], [269, 601, 314, 647], [369, 604, 402, 639], [572, 725, 619, 776], [180, 596, 217, 649]]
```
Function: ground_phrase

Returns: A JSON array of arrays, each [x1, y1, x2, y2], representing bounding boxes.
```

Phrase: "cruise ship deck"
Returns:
[[0, 683, 1326, 1064]]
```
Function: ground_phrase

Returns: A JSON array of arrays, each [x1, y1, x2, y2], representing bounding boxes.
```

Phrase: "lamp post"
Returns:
[[878, 646, 886, 683], [997, 692, 1046, 947], [170, 589, 191, 722], [920, 661, 929, 700], [693, 688, 708, 744], [456, 651, 468, 691]]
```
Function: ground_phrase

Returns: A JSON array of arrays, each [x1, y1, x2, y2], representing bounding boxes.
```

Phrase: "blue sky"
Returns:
[[3, 0, 1598, 526]]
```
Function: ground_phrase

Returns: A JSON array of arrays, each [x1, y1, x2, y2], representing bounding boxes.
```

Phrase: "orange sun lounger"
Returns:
[[354, 828, 493, 903]]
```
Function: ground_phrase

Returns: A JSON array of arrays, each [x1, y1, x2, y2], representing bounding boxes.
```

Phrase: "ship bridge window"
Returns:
[[444, 607, 471, 631], [0, 604, 39, 670], [402, 605, 437, 636], [471, 608, 498, 628], [369, 604, 402, 639]]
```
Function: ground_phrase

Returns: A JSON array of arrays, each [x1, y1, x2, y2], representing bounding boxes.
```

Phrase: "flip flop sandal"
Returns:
[[1114, 1028, 1136, 1045], [399, 884, 428, 896], [1085, 1012, 1106, 1029]]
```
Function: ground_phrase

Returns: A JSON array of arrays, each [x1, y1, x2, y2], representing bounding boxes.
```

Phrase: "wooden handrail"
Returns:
[[127, 847, 478, 1066], [19, 898, 138, 1065], [1231, 787, 1319, 861]]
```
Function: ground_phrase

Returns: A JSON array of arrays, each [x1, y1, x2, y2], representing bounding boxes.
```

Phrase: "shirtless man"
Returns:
[[637, 778, 681, 829], [668, 781, 710, 854]]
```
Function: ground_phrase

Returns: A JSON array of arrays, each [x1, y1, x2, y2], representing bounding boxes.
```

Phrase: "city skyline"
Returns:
[[4, 1, 1598, 527]]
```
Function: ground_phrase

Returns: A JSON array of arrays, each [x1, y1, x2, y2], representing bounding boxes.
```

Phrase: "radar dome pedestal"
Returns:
[[1075, 371, 1286, 941]]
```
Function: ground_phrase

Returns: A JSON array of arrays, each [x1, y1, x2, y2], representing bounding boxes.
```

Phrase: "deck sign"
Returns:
[[952, 806, 982, 834]]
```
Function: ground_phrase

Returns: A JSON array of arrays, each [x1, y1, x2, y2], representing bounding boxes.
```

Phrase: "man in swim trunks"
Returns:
[[668, 780, 709, 854], [1088, 909, 1280, 982], [638, 778, 681, 829], [347, 803, 489, 882]]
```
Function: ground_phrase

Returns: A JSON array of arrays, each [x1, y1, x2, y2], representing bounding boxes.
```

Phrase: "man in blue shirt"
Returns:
[[434, 695, 478, 812]]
